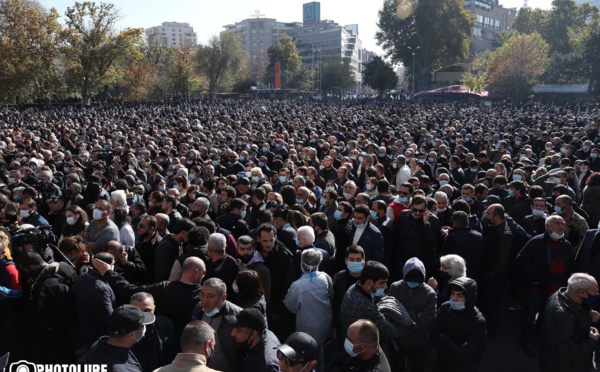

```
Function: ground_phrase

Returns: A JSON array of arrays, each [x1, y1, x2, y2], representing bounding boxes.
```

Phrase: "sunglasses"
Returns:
[[276, 350, 304, 367], [412, 208, 426, 213], [399, 191, 410, 196]]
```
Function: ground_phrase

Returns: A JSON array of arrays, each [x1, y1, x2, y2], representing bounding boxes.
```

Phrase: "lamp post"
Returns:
[[407, 46, 420, 100]]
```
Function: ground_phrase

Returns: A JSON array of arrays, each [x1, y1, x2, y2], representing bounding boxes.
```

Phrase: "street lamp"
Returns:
[[407, 46, 420, 100]]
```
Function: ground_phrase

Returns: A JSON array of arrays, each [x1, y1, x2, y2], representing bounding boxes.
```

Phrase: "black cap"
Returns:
[[108, 305, 155, 336], [483, 195, 502, 205], [276, 332, 318, 362], [225, 308, 266, 332], [234, 177, 250, 186]]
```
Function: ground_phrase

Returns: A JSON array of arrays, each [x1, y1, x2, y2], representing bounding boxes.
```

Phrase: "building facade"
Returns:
[[465, 0, 516, 54], [222, 18, 302, 78], [145, 22, 197, 48]]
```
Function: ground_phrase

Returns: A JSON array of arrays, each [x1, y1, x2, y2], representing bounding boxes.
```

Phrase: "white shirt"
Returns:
[[353, 223, 367, 245]]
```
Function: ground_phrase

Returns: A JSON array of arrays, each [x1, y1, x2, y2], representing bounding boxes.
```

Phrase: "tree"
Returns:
[[584, 20, 600, 95], [194, 33, 247, 98], [462, 50, 492, 93], [60, 2, 143, 104], [376, 0, 473, 91], [363, 56, 399, 97], [487, 33, 550, 105], [512, 7, 548, 35], [320, 57, 355, 97], [0, 0, 62, 103], [264, 34, 312, 90]]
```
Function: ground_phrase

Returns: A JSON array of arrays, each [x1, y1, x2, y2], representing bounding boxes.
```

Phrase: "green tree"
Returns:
[[60, 2, 143, 104], [376, 0, 473, 91], [320, 57, 355, 97], [584, 19, 600, 95], [512, 7, 548, 35], [0, 0, 62, 103], [462, 50, 492, 93], [264, 34, 311, 90], [194, 33, 247, 98], [363, 56, 399, 97], [487, 33, 550, 105]]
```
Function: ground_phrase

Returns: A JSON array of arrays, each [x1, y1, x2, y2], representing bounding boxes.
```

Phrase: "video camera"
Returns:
[[12, 225, 57, 249], [92, 150, 114, 165]]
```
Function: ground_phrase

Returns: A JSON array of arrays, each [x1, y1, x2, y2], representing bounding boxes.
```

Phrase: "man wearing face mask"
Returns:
[[329, 319, 391, 372], [522, 197, 548, 237], [554, 195, 589, 254], [332, 246, 365, 343], [82, 199, 120, 254], [228, 307, 281, 372], [191, 278, 243, 372], [431, 277, 486, 372], [341, 261, 401, 344], [346, 205, 384, 264], [84, 304, 156, 371], [440, 211, 484, 282], [387, 257, 437, 372], [216, 198, 250, 240], [516, 215, 573, 356], [536, 273, 600, 372]]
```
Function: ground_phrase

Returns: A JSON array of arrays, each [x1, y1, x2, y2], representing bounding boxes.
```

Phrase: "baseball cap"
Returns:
[[276, 332, 318, 363], [483, 195, 502, 205], [108, 305, 155, 336], [225, 308, 266, 332], [234, 177, 250, 186]]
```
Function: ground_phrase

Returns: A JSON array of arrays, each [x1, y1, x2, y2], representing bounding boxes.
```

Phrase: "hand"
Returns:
[[119, 252, 128, 266], [92, 258, 112, 275], [423, 210, 431, 224], [427, 277, 438, 290], [590, 327, 600, 340], [590, 310, 600, 323]]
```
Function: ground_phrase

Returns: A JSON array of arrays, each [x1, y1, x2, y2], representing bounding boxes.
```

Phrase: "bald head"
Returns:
[[180, 257, 206, 285]]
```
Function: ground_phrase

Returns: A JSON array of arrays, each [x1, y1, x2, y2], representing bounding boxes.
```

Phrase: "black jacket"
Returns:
[[395, 210, 440, 278], [154, 235, 181, 282], [575, 229, 600, 283], [347, 221, 385, 263], [482, 221, 513, 280], [431, 277, 486, 372], [131, 315, 177, 371], [516, 232, 573, 290], [205, 255, 239, 300], [84, 336, 142, 372], [216, 212, 250, 240], [536, 288, 596, 372], [114, 245, 146, 285], [441, 227, 484, 281], [257, 239, 295, 319]]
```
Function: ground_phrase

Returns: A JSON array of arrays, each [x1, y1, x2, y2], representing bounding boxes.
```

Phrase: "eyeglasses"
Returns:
[[412, 208, 426, 213], [276, 350, 304, 367], [399, 191, 410, 196]]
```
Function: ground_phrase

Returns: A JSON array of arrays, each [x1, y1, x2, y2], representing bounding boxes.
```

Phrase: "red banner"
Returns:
[[275, 61, 281, 89]]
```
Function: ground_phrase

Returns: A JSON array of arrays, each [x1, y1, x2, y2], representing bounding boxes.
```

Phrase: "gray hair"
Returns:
[[207, 233, 226, 255], [202, 277, 227, 296], [301, 248, 322, 271], [397, 155, 407, 166], [130, 292, 154, 303], [567, 273, 597, 293], [180, 320, 215, 353], [440, 254, 467, 279], [545, 215, 564, 227], [434, 191, 448, 202], [298, 225, 315, 244]]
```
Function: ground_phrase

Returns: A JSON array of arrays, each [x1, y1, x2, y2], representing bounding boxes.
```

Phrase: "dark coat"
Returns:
[[84, 336, 142, 372], [205, 255, 239, 300], [431, 277, 486, 372], [216, 212, 250, 240], [575, 229, 600, 283], [395, 210, 440, 278], [536, 288, 596, 372], [154, 235, 181, 282], [516, 232, 573, 289], [441, 227, 484, 281], [348, 221, 385, 263], [74, 268, 115, 347], [482, 221, 513, 280], [375, 216, 394, 267]]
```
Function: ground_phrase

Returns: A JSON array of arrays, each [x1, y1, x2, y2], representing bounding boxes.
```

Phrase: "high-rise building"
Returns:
[[222, 18, 302, 78], [146, 22, 197, 48], [465, 0, 516, 54], [303, 2, 321, 23]]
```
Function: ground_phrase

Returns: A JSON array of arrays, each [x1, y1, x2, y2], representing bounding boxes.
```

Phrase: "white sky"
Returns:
[[41, 0, 553, 56]]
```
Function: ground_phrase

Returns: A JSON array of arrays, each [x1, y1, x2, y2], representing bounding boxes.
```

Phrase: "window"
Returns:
[[495, 20, 500, 30], [473, 28, 482, 37]]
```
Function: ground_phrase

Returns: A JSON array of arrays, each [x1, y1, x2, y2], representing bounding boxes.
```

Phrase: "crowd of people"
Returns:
[[1, 99, 600, 371]]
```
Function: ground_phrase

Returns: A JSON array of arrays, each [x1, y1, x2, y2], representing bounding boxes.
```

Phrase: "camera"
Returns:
[[9, 360, 36, 372], [93, 150, 114, 165]]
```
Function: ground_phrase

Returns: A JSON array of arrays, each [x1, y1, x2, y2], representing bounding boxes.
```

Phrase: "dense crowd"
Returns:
[[1, 99, 600, 371]]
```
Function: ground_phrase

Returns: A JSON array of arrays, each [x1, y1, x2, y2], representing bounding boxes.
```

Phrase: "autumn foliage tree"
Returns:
[[0, 0, 62, 103], [487, 33, 550, 105], [60, 2, 143, 104]]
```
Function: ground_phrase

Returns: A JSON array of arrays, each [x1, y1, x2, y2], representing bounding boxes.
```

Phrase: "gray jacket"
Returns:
[[388, 257, 437, 347]]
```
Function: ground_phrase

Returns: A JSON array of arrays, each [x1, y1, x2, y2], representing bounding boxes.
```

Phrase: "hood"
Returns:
[[449, 277, 478, 309], [248, 250, 265, 264], [403, 257, 426, 281]]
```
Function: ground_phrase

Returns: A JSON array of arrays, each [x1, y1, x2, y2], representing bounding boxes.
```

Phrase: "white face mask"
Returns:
[[66, 216, 77, 225]]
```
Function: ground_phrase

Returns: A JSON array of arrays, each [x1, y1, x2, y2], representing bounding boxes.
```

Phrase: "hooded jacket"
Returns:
[[388, 257, 437, 347], [431, 277, 487, 372]]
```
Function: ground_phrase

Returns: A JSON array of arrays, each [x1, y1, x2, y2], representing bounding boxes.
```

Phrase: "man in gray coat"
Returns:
[[388, 257, 437, 372]]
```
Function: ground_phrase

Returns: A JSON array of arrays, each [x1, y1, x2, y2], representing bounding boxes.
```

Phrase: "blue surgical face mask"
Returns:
[[512, 174, 522, 181], [449, 299, 466, 311], [344, 338, 363, 357], [347, 262, 363, 275], [397, 196, 409, 204], [439, 180, 449, 186], [334, 210, 343, 220], [240, 210, 247, 219], [406, 281, 421, 289], [205, 303, 221, 317], [296, 198, 304, 205], [320, 198, 327, 206], [372, 285, 385, 297], [462, 196, 472, 203], [554, 205, 563, 214], [532, 209, 545, 217], [370, 211, 378, 220], [507, 189, 513, 197], [355, 222, 366, 228], [258, 161, 265, 167], [279, 176, 287, 183], [212, 160, 219, 166], [470, 167, 478, 173]]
